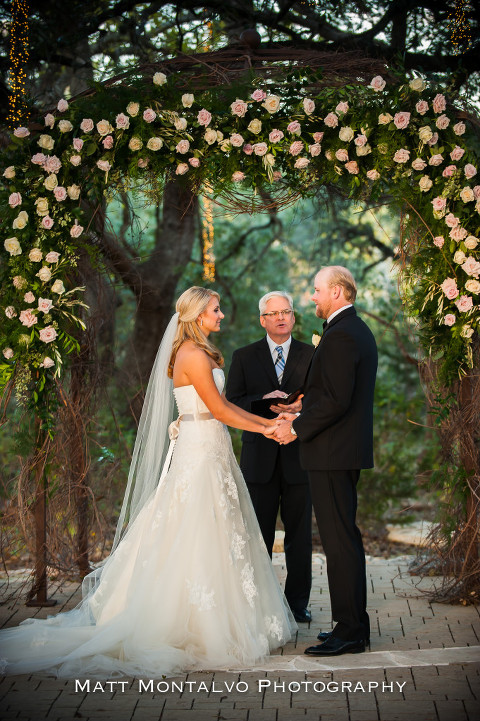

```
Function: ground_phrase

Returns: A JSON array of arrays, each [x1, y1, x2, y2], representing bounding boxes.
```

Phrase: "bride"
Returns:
[[0, 286, 296, 678]]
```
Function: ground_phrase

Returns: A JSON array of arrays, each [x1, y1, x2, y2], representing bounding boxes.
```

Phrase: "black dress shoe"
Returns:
[[317, 631, 332, 641], [292, 608, 312, 623], [304, 637, 365, 656]]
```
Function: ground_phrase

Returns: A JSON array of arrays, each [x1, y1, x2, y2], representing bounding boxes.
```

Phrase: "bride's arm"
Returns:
[[181, 348, 274, 434]]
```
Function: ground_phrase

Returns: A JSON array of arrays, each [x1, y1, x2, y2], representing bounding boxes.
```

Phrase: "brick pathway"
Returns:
[[1, 554, 479, 720]]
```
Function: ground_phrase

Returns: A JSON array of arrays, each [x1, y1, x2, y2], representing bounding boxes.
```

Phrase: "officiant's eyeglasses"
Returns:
[[261, 309, 293, 318]]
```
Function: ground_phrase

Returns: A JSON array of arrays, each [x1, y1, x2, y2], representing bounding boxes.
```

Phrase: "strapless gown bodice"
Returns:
[[173, 367, 224, 416]]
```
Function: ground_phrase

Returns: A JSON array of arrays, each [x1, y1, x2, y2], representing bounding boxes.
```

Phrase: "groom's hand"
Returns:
[[273, 419, 296, 445]]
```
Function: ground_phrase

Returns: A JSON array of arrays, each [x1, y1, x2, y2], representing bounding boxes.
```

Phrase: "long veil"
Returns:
[[80, 312, 179, 608]]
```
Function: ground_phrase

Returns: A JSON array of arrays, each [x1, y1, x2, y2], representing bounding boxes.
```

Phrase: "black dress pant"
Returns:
[[246, 456, 312, 613], [308, 468, 370, 642]]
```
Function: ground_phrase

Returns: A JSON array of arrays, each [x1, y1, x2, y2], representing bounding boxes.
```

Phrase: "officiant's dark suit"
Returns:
[[226, 296, 314, 620], [292, 282, 378, 649]]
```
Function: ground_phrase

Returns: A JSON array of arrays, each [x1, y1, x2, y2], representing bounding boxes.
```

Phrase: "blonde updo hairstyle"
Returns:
[[168, 286, 224, 378]]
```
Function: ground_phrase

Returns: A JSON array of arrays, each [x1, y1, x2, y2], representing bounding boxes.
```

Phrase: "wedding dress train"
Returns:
[[0, 369, 296, 678]]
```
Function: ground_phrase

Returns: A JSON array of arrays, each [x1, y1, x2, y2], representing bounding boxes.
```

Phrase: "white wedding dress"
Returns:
[[0, 369, 295, 678]]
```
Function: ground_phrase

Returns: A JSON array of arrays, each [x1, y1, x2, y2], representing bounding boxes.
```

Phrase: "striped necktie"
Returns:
[[275, 345, 285, 382]]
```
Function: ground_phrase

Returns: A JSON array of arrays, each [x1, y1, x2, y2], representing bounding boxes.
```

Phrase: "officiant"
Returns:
[[226, 291, 314, 623]]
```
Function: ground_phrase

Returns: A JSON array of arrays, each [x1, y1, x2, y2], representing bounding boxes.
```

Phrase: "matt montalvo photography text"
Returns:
[[74, 679, 408, 694]]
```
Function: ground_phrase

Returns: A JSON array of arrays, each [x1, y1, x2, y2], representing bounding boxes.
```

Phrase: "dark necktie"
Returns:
[[274, 345, 285, 382], [323, 320, 328, 331]]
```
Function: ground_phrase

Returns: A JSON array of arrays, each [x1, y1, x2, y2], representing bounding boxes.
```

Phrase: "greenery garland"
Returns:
[[0, 66, 479, 424]]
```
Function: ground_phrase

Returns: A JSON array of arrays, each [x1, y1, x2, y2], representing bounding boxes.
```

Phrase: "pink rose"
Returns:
[[273, 171, 282, 181], [70, 222, 84, 238], [14, 127, 30, 138], [9, 192, 22, 208], [465, 164, 477, 179], [19, 309, 38, 327], [176, 139, 190, 154], [427, 132, 439, 146], [116, 113, 130, 129], [444, 314, 456, 326], [432, 197, 446, 211], [44, 113, 55, 128], [197, 109, 212, 127], [442, 165, 457, 178], [462, 257, 480, 277], [445, 213, 459, 228], [450, 146, 465, 162], [303, 98, 315, 115], [474, 186, 480, 199], [289, 140, 304, 156], [440, 278, 459, 299], [138, 158, 148, 169], [335, 101, 349, 114], [354, 134, 368, 147], [102, 135, 114, 149], [42, 215, 54, 229], [41, 356, 55, 368], [411, 158, 427, 171], [3, 348, 14, 359], [80, 118, 94, 133], [335, 149, 349, 162], [313, 132, 324, 143], [243, 144, 253, 155], [251, 89, 266, 102], [175, 163, 189, 175], [97, 159, 111, 172], [230, 99, 248, 117], [253, 142, 268, 156], [450, 226, 468, 241], [287, 121, 301, 135], [70, 155, 81, 166], [143, 108, 157, 123], [53, 186, 67, 201], [38, 297, 53, 313], [73, 138, 84, 151], [45, 251, 60, 263], [269, 129, 284, 143], [324, 113, 338, 128], [309, 143, 321, 157], [432, 94, 446, 113], [415, 100, 429, 115], [345, 160, 359, 174], [39, 326, 57, 343], [188, 157, 200, 167], [294, 157, 310, 169], [43, 155, 62, 173], [436, 114, 450, 130], [393, 148, 410, 163], [57, 98, 68, 112], [428, 154, 443, 166], [230, 133, 244, 147], [434, 236, 445, 248], [453, 122, 466, 136], [370, 76, 386, 92], [232, 171, 245, 182], [366, 169, 380, 181], [455, 295, 473, 312], [24, 291, 35, 304], [32, 153, 46, 165], [393, 112, 411, 129]]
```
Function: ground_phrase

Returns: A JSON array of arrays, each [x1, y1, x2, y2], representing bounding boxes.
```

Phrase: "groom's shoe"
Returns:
[[317, 631, 332, 641], [304, 637, 365, 656], [292, 608, 312, 623]]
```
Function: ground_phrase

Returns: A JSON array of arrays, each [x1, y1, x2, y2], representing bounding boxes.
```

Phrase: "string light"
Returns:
[[448, 0, 472, 55], [202, 185, 215, 282], [7, 0, 30, 128]]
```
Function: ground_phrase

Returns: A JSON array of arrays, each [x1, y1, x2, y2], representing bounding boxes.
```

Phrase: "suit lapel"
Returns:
[[304, 307, 357, 384], [256, 337, 280, 388]]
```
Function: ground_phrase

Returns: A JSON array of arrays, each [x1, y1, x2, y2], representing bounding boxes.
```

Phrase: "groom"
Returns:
[[275, 266, 378, 656]]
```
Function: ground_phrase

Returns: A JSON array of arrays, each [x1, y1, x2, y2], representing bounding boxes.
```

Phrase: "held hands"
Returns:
[[273, 417, 296, 445]]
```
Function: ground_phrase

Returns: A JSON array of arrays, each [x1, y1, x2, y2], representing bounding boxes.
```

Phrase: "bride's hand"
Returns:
[[261, 419, 277, 437]]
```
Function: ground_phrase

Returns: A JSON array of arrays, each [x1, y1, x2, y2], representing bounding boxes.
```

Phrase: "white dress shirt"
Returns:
[[327, 304, 353, 324]]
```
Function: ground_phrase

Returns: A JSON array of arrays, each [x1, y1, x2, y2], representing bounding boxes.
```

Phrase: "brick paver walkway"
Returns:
[[1, 553, 479, 720]]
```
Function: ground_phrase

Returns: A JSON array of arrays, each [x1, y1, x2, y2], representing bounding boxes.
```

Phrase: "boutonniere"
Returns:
[[312, 331, 321, 347]]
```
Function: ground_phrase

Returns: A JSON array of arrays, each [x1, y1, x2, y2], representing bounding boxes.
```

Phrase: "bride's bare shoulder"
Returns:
[[175, 341, 211, 370]]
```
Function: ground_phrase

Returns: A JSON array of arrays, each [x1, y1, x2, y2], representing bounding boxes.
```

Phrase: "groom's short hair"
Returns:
[[323, 266, 357, 302], [259, 291, 294, 315]]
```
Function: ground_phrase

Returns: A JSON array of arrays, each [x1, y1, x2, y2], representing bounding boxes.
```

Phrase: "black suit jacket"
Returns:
[[293, 307, 378, 471], [226, 336, 315, 485]]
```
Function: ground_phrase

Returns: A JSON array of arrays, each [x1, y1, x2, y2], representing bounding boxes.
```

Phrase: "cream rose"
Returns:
[[230, 99, 248, 117], [45, 251, 60, 263], [80, 118, 94, 132], [97, 160, 112, 172], [247, 119, 262, 134], [175, 163, 189, 175], [460, 187, 475, 203], [41, 356, 55, 368], [175, 139, 190, 154], [367, 169, 380, 181], [418, 126, 433, 143], [128, 137, 143, 151], [153, 72, 167, 85], [5, 306, 17, 319], [409, 77, 426, 91], [461, 325, 474, 338], [294, 157, 310, 169], [13, 210, 28, 229], [411, 158, 427, 171], [70, 155, 81, 166], [4, 237, 21, 256], [419, 175, 433, 191], [263, 95, 280, 113], [38, 134, 54, 151], [58, 119, 73, 133], [147, 137, 163, 151], [453, 250, 466, 264], [182, 93, 194, 108], [204, 128, 217, 145], [29, 247, 43, 262], [44, 174, 58, 191], [174, 117, 187, 131], [339, 126, 354, 142], [3, 166, 15, 178], [52, 279, 65, 294], [230, 133, 244, 147], [37, 266, 52, 282], [393, 149, 410, 163], [335, 149, 349, 162], [465, 279, 480, 294], [127, 102, 140, 117], [453, 122, 466, 135], [378, 113, 393, 125], [3, 348, 14, 359], [67, 184, 81, 200], [465, 235, 479, 250], [96, 119, 113, 136]]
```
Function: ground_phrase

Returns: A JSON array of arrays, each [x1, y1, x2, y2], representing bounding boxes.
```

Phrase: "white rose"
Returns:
[[37, 266, 52, 282], [3, 166, 15, 178], [147, 137, 163, 151], [465, 279, 480, 294], [204, 128, 217, 145], [51, 279, 65, 294], [418, 126, 433, 143], [96, 119, 112, 136], [174, 117, 188, 131], [67, 184, 81, 200], [35, 197, 49, 216], [182, 94, 194, 107], [461, 325, 474, 338], [126, 102, 140, 117], [247, 119, 262, 134], [29, 247, 43, 262], [153, 72, 167, 85], [464, 235, 479, 250], [4, 237, 21, 255], [37, 134, 55, 150], [44, 174, 58, 191], [12, 210, 28, 230], [419, 175, 433, 192], [409, 77, 426, 91], [58, 119, 73, 133], [453, 250, 466, 264], [338, 126, 354, 142], [312, 333, 321, 347]]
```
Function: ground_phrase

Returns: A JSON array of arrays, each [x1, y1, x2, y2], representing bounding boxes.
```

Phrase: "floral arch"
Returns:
[[0, 48, 479, 601]]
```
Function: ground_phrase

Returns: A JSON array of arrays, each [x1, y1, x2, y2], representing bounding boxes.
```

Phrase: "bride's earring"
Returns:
[[199, 318, 203, 326]]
